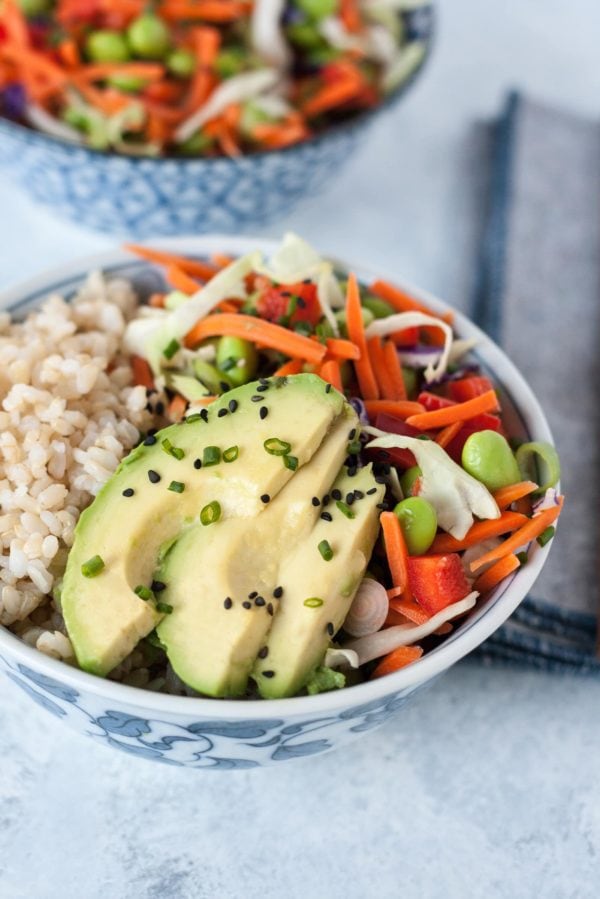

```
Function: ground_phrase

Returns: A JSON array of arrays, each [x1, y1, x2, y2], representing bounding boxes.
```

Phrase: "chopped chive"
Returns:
[[168, 480, 185, 493], [223, 445, 239, 463], [81, 555, 104, 578], [202, 446, 221, 466], [134, 584, 154, 601], [516, 551, 529, 565], [163, 338, 180, 360], [283, 454, 298, 471], [200, 501, 221, 525], [264, 437, 292, 456], [336, 500, 355, 519], [417, 434, 432, 441], [185, 412, 203, 423], [157, 602, 173, 615], [318, 540, 333, 561], [304, 597, 324, 608], [347, 440, 361, 455], [536, 526, 555, 547], [161, 438, 184, 460]]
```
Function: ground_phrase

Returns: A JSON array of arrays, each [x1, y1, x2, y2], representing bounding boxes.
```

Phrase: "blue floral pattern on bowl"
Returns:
[[0, 653, 423, 768]]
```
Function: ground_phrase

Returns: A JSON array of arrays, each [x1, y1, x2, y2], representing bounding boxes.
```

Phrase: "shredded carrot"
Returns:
[[161, 0, 251, 22], [274, 359, 304, 377], [74, 63, 165, 82], [470, 500, 563, 573], [211, 253, 234, 269], [340, 0, 362, 33], [251, 119, 310, 149], [168, 394, 188, 421], [430, 511, 529, 554], [473, 554, 521, 593], [435, 421, 463, 448], [346, 273, 379, 399], [406, 390, 500, 430], [369, 279, 454, 324], [184, 313, 327, 364], [364, 399, 425, 420], [367, 336, 395, 399], [380, 512, 412, 599], [124, 244, 218, 281], [387, 594, 430, 625], [131, 355, 154, 390], [319, 359, 343, 392], [382, 339, 407, 400], [302, 65, 365, 117], [325, 337, 361, 361], [371, 645, 423, 679], [493, 481, 539, 510], [166, 264, 201, 295], [149, 293, 166, 308]]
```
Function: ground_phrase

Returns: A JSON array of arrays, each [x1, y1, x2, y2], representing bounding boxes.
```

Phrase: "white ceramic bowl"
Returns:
[[0, 236, 557, 769]]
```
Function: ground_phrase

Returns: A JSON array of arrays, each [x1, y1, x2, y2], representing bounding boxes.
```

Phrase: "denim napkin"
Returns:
[[473, 93, 600, 672]]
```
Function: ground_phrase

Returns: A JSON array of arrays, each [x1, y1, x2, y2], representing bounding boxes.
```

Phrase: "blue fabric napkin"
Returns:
[[473, 92, 600, 672]]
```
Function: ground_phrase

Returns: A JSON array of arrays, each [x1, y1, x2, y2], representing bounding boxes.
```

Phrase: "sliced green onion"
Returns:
[[168, 480, 185, 493], [304, 597, 324, 608], [202, 446, 221, 466], [536, 526, 555, 548], [515, 441, 561, 494], [336, 500, 355, 519], [347, 440, 361, 455], [163, 338, 180, 360], [185, 412, 203, 423], [318, 540, 333, 561], [134, 584, 154, 601], [223, 445, 239, 463], [81, 555, 105, 578], [264, 437, 292, 456], [283, 454, 298, 471], [516, 551, 529, 565], [161, 438, 184, 460], [200, 501, 221, 525], [157, 601, 174, 615]]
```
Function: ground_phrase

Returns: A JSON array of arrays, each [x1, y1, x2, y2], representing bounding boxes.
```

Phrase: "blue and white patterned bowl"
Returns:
[[0, 236, 557, 769], [0, 5, 434, 237]]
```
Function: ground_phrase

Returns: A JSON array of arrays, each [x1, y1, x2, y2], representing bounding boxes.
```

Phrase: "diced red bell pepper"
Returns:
[[256, 281, 321, 327], [417, 391, 456, 412], [447, 376, 494, 402], [367, 413, 421, 468], [445, 415, 503, 463], [408, 554, 472, 615]]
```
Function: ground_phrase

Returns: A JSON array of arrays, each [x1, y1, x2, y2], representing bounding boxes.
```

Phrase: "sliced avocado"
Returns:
[[62, 374, 345, 676], [156, 410, 355, 697], [253, 465, 384, 699]]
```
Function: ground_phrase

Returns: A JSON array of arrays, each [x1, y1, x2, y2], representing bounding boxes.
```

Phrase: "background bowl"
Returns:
[[0, 235, 558, 769], [0, 6, 434, 238]]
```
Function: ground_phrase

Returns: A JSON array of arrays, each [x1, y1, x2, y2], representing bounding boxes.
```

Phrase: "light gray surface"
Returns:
[[1, 2, 599, 897]]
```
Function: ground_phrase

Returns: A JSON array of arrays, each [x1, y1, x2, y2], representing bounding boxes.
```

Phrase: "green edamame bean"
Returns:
[[18, 0, 51, 16], [127, 14, 171, 60], [400, 465, 422, 497], [393, 497, 438, 556], [515, 441, 560, 494], [285, 24, 326, 50], [167, 49, 196, 78], [193, 359, 232, 395], [216, 336, 258, 387], [107, 74, 146, 93], [401, 366, 418, 399], [462, 430, 521, 492], [296, 0, 337, 20], [86, 30, 130, 64], [214, 47, 247, 79], [361, 296, 396, 319]]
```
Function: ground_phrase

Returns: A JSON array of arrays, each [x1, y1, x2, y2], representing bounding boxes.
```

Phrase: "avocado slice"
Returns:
[[62, 374, 345, 676], [253, 465, 384, 699], [155, 409, 356, 697]]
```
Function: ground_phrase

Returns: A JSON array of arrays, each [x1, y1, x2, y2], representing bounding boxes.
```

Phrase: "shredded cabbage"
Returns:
[[365, 312, 453, 382], [251, 0, 291, 69], [324, 647, 360, 670], [25, 105, 82, 144], [366, 428, 500, 539]]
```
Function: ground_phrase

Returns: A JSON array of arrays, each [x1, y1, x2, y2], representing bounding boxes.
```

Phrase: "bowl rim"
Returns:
[[0, 17, 434, 166], [0, 234, 558, 718]]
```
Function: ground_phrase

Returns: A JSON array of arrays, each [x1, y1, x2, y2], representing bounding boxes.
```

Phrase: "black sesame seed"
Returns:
[[311, 497, 321, 507], [200, 408, 209, 422], [322, 494, 330, 506], [273, 586, 283, 598], [346, 492, 355, 505], [248, 591, 258, 599], [217, 408, 228, 417], [255, 596, 266, 607], [325, 383, 332, 393], [242, 601, 252, 609], [259, 406, 269, 420], [366, 487, 377, 495], [258, 646, 269, 659], [354, 490, 364, 499], [348, 428, 356, 440], [259, 378, 269, 385], [228, 399, 238, 413], [326, 622, 335, 636], [155, 401, 165, 416], [194, 458, 202, 470], [347, 467, 358, 478], [376, 502, 389, 511], [251, 395, 264, 403], [267, 602, 274, 616], [122, 488, 134, 497], [320, 512, 333, 522], [331, 489, 342, 501], [148, 469, 161, 484], [261, 494, 270, 504], [224, 597, 233, 609], [262, 670, 275, 678], [143, 434, 157, 446], [280, 290, 292, 298], [375, 476, 387, 484], [219, 381, 230, 393], [256, 384, 269, 392], [296, 297, 306, 309], [151, 580, 167, 593]]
